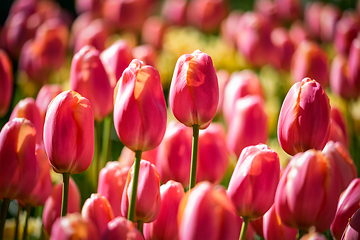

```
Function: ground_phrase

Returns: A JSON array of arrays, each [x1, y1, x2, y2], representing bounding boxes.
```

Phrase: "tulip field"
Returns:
[[1, 0, 360, 239]]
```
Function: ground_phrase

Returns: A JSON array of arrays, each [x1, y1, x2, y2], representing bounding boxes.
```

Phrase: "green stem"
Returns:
[[137, 220, 143, 235], [0, 198, 10, 240], [189, 124, 200, 190], [14, 204, 21, 240], [239, 217, 249, 240], [127, 150, 142, 222], [101, 115, 112, 163], [95, 120, 102, 187], [22, 205, 31, 240], [61, 173, 70, 217]]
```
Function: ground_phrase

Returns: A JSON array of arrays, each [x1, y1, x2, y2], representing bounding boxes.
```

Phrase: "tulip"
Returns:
[[97, 161, 130, 217], [119, 146, 158, 168], [250, 216, 264, 238], [143, 180, 185, 240], [35, 84, 63, 121], [178, 182, 240, 240], [10, 97, 43, 144], [74, 19, 109, 53], [215, 69, 230, 116], [121, 160, 161, 225], [220, 10, 242, 47], [142, 16, 168, 49], [50, 213, 99, 240], [82, 193, 115, 236], [334, 11, 359, 55], [101, 217, 144, 240], [331, 107, 348, 146], [277, 78, 331, 156], [132, 44, 157, 67], [70, 45, 113, 121], [319, 4, 341, 42], [263, 205, 297, 240], [348, 35, 360, 96], [275, 150, 340, 232], [254, 0, 277, 27], [329, 119, 349, 149], [75, 0, 103, 16], [341, 208, 360, 240], [270, 27, 295, 71], [161, 0, 187, 26], [291, 40, 329, 87], [289, 20, 311, 47], [0, 50, 13, 118], [69, 12, 93, 50], [304, 1, 324, 39], [43, 177, 81, 234], [274, 0, 301, 21], [227, 96, 268, 158]]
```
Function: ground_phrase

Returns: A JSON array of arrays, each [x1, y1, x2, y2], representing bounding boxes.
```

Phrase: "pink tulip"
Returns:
[[227, 144, 280, 220], [220, 10, 242, 47], [0, 118, 38, 200], [169, 49, 219, 129], [74, 19, 109, 53], [0, 50, 13, 118], [304, 1, 324, 39], [43, 90, 94, 174], [341, 208, 360, 240], [334, 11, 360, 55], [75, 0, 103, 16], [215, 69, 230, 116], [161, 0, 187, 26], [277, 78, 331, 156], [270, 27, 295, 71], [43, 177, 81, 234], [35, 84, 63, 121], [274, 0, 301, 21], [82, 194, 115, 236], [114, 59, 167, 152], [254, 0, 277, 26], [50, 213, 99, 240], [227, 96, 268, 158], [348, 35, 360, 97], [329, 119, 348, 148], [289, 20, 311, 47], [119, 146, 158, 168], [143, 180, 185, 240], [10, 97, 43, 144], [132, 44, 157, 67], [121, 160, 161, 222], [69, 12, 93, 50], [275, 150, 340, 232], [331, 107, 348, 146], [331, 178, 360, 240], [263, 205, 297, 240], [101, 217, 144, 240], [178, 182, 240, 240], [70, 45, 113, 121], [142, 16, 168, 49], [319, 4, 341, 42], [97, 161, 130, 217]]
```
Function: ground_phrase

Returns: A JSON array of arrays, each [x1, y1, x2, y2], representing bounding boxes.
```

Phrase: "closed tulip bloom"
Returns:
[[227, 96, 268, 158], [0, 50, 13, 118], [169, 49, 219, 129], [263, 205, 297, 240], [331, 107, 348, 146], [74, 19, 108, 53], [10, 97, 43, 144], [270, 27, 295, 71], [277, 78, 331, 156], [227, 144, 280, 220], [319, 4, 341, 42], [35, 84, 63, 121], [142, 16, 167, 49], [98, 161, 129, 217], [101, 217, 143, 240], [220, 10, 242, 47], [43, 90, 94, 174], [144, 180, 185, 240], [334, 12, 359, 55], [75, 0, 103, 16], [304, 1, 324, 39], [250, 216, 264, 238], [215, 69, 230, 116], [341, 208, 360, 240], [178, 182, 240, 240], [121, 160, 161, 222], [275, 150, 340, 232], [274, 0, 301, 21], [43, 177, 81, 234], [70, 45, 112, 121], [82, 193, 115, 236], [50, 213, 99, 240], [114, 59, 167, 152], [0, 118, 38, 200], [348, 35, 360, 96], [119, 146, 158, 168], [289, 20, 311, 47], [161, 0, 187, 26], [132, 44, 157, 67]]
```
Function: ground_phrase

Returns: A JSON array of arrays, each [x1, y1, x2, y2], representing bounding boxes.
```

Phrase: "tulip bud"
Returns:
[[114, 59, 167, 152], [74, 19, 109, 53], [169, 49, 219, 129], [275, 150, 340, 232], [348, 35, 360, 96], [70, 45, 113, 121], [97, 161, 129, 217], [319, 4, 341, 42], [277, 78, 331, 156], [75, 0, 103, 16], [263, 205, 297, 240], [334, 12, 359, 55], [0, 50, 13, 118], [220, 10, 242, 47], [274, 0, 301, 21], [330, 107, 348, 146], [341, 208, 360, 240], [0, 118, 38, 200], [101, 217, 144, 240], [143, 180, 185, 240], [43, 177, 81, 234], [304, 1, 324, 39], [132, 44, 157, 67], [142, 16, 167, 49], [51, 213, 99, 240], [43, 90, 94, 174], [227, 96, 268, 158], [289, 20, 311, 47], [227, 144, 280, 220], [215, 69, 230, 116], [270, 27, 295, 71], [35, 84, 63, 121], [121, 160, 161, 222], [178, 182, 240, 240], [161, 0, 187, 26]]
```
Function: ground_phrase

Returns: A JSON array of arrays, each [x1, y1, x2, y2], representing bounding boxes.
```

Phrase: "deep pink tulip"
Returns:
[[341, 208, 360, 240], [43, 90, 94, 174], [114, 59, 167, 152], [329, 119, 348, 149], [97, 161, 130, 217], [263, 205, 297, 240], [274, 0, 301, 21], [331, 178, 360, 240], [215, 69, 230, 116], [270, 27, 295, 71], [304, 1, 324, 39], [10, 97, 43, 144], [319, 4, 341, 42], [334, 11, 360, 55], [143, 180, 185, 240], [289, 20, 311, 47], [119, 146, 158, 168], [250, 216, 264, 238], [348, 35, 360, 96], [132, 44, 157, 67], [43, 177, 81, 234], [0, 50, 13, 118], [35, 84, 63, 121], [74, 19, 109, 53], [227, 96, 268, 158], [75, 0, 103, 16], [178, 182, 241, 240], [161, 0, 187, 26], [121, 160, 161, 222], [101, 217, 144, 240], [69, 12, 94, 50], [254, 0, 278, 26], [82, 193, 115, 236], [169, 49, 219, 129], [227, 144, 280, 220], [331, 107, 348, 146], [275, 150, 340, 232], [277, 78, 331, 156], [70, 45, 113, 121], [50, 213, 99, 240], [291, 40, 329, 87], [0, 118, 38, 200], [142, 16, 168, 49], [220, 10, 242, 47]]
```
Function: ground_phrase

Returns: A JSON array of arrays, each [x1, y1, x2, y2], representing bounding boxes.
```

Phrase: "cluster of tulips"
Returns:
[[1, 0, 360, 239]]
